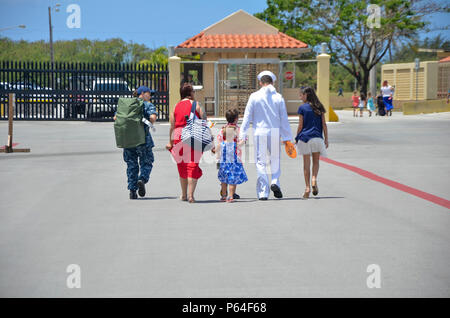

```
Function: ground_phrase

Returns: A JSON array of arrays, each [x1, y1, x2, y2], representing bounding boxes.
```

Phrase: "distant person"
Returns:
[[187, 74, 195, 85], [181, 74, 195, 86], [381, 80, 394, 116], [179, 73, 185, 86], [376, 93, 386, 116], [366, 92, 375, 117], [352, 91, 360, 117], [338, 87, 344, 96], [295, 86, 328, 199], [215, 109, 248, 203], [359, 92, 366, 117]]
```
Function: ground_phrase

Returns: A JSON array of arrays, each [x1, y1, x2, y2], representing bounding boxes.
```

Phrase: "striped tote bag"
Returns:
[[181, 101, 213, 152]]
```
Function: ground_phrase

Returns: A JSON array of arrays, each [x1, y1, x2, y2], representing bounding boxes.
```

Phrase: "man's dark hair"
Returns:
[[225, 108, 239, 124], [260, 75, 273, 85]]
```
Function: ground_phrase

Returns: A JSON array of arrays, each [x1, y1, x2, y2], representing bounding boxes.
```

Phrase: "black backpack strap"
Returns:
[[190, 100, 197, 119], [185, 100, 197, 120]]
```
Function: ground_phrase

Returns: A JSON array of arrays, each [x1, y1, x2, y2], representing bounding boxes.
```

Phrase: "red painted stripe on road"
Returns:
[[320, 157, 450, 209], [0, 143, 19, 150]]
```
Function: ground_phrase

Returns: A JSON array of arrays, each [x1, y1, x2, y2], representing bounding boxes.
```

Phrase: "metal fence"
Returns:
[[0, 61, 169, 121]]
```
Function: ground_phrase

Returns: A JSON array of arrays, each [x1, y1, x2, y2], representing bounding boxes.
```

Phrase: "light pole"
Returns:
[[0, 25, 26, 32], [48, 4, 61, 64], [369, 32, 377, 99]]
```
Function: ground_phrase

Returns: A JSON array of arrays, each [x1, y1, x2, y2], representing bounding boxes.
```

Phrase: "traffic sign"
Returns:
[[285, 71, 294, 80]]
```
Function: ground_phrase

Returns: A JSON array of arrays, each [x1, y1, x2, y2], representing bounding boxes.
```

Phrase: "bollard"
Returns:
[[1, 93, 31, 153], [5, 93, 14, 153]]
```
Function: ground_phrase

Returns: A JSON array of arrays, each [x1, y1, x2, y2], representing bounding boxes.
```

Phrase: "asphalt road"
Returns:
[[0, 110, 449, 297]]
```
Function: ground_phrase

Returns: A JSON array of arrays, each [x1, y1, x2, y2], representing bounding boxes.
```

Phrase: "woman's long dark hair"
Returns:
[[301, 86, 326, 116]]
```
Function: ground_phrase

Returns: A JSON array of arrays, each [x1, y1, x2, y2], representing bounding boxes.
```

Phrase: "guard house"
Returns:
[[381, 61, 438, 100], [174, 10, 311, 117], [438, 56, 450, 99]]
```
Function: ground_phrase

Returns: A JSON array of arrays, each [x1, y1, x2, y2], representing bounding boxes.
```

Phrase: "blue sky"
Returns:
[[0, 0, 448, 49], [0, 0, 268, 48]]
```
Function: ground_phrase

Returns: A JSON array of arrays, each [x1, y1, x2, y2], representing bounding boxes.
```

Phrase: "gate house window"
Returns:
[[227, 64, 256, 89], [182, 63, 203, 85]]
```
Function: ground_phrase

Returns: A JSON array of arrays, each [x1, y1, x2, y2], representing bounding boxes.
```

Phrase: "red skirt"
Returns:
[[171, 139, 203, 179]]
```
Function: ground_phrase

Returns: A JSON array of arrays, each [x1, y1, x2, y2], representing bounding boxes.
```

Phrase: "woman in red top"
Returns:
[[166, 84, 206, 203], [352, 90, 360, 117]]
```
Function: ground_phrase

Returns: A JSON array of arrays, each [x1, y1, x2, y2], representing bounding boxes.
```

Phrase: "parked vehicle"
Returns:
[[0, 82, 11, 117], [9, 82, 53, 100], [65, 75, 95, 119], [63, 77, 132, 119], [87, 78, 131, 118], [3, 82, 56, 118], [0, 82, 11, 90]]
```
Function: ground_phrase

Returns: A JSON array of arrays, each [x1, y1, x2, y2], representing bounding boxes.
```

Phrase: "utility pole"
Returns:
[[369, 32, 377, 98], [48, 6, 54, 64], [48, 4, 60, 89], [48, 4, 60, 64]]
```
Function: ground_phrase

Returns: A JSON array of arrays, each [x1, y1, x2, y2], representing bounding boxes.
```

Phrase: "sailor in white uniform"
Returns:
[[239, 71, 292, 200]]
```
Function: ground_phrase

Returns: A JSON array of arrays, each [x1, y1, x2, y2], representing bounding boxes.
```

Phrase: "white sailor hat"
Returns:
[[257, 70, 277, 82]]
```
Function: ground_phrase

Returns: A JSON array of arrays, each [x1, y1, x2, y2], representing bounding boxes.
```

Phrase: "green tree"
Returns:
[[139, 47, 169, 72], [139, 47, 168, 66], [126, 42, 154, 63], [390, 34, 450, 63], [0, 37, 167, 65], [256, 0, 447, 94]]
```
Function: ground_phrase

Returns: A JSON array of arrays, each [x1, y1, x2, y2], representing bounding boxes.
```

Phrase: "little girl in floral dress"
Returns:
[[215, 109, 248, 203]]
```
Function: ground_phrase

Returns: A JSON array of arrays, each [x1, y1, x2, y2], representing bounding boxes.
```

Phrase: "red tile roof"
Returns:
[[177, 32, 308, 49], [439, 56, 450, 63]]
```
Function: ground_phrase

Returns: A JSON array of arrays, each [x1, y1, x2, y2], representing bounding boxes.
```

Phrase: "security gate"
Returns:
[[217, 59, 279, 117], [0, 61, 169, 121], [179, 58, 316, 117]]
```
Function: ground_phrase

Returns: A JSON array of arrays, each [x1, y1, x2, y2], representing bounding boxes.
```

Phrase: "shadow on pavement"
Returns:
[[138, 196, 178, 200], [135, 196, 344, 202], [277, 196, 345, 201], [191, 199, 225, 204], [310, 196, 345, 199], [0, 150, 120, 160], [193, 198, 259, 203]]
